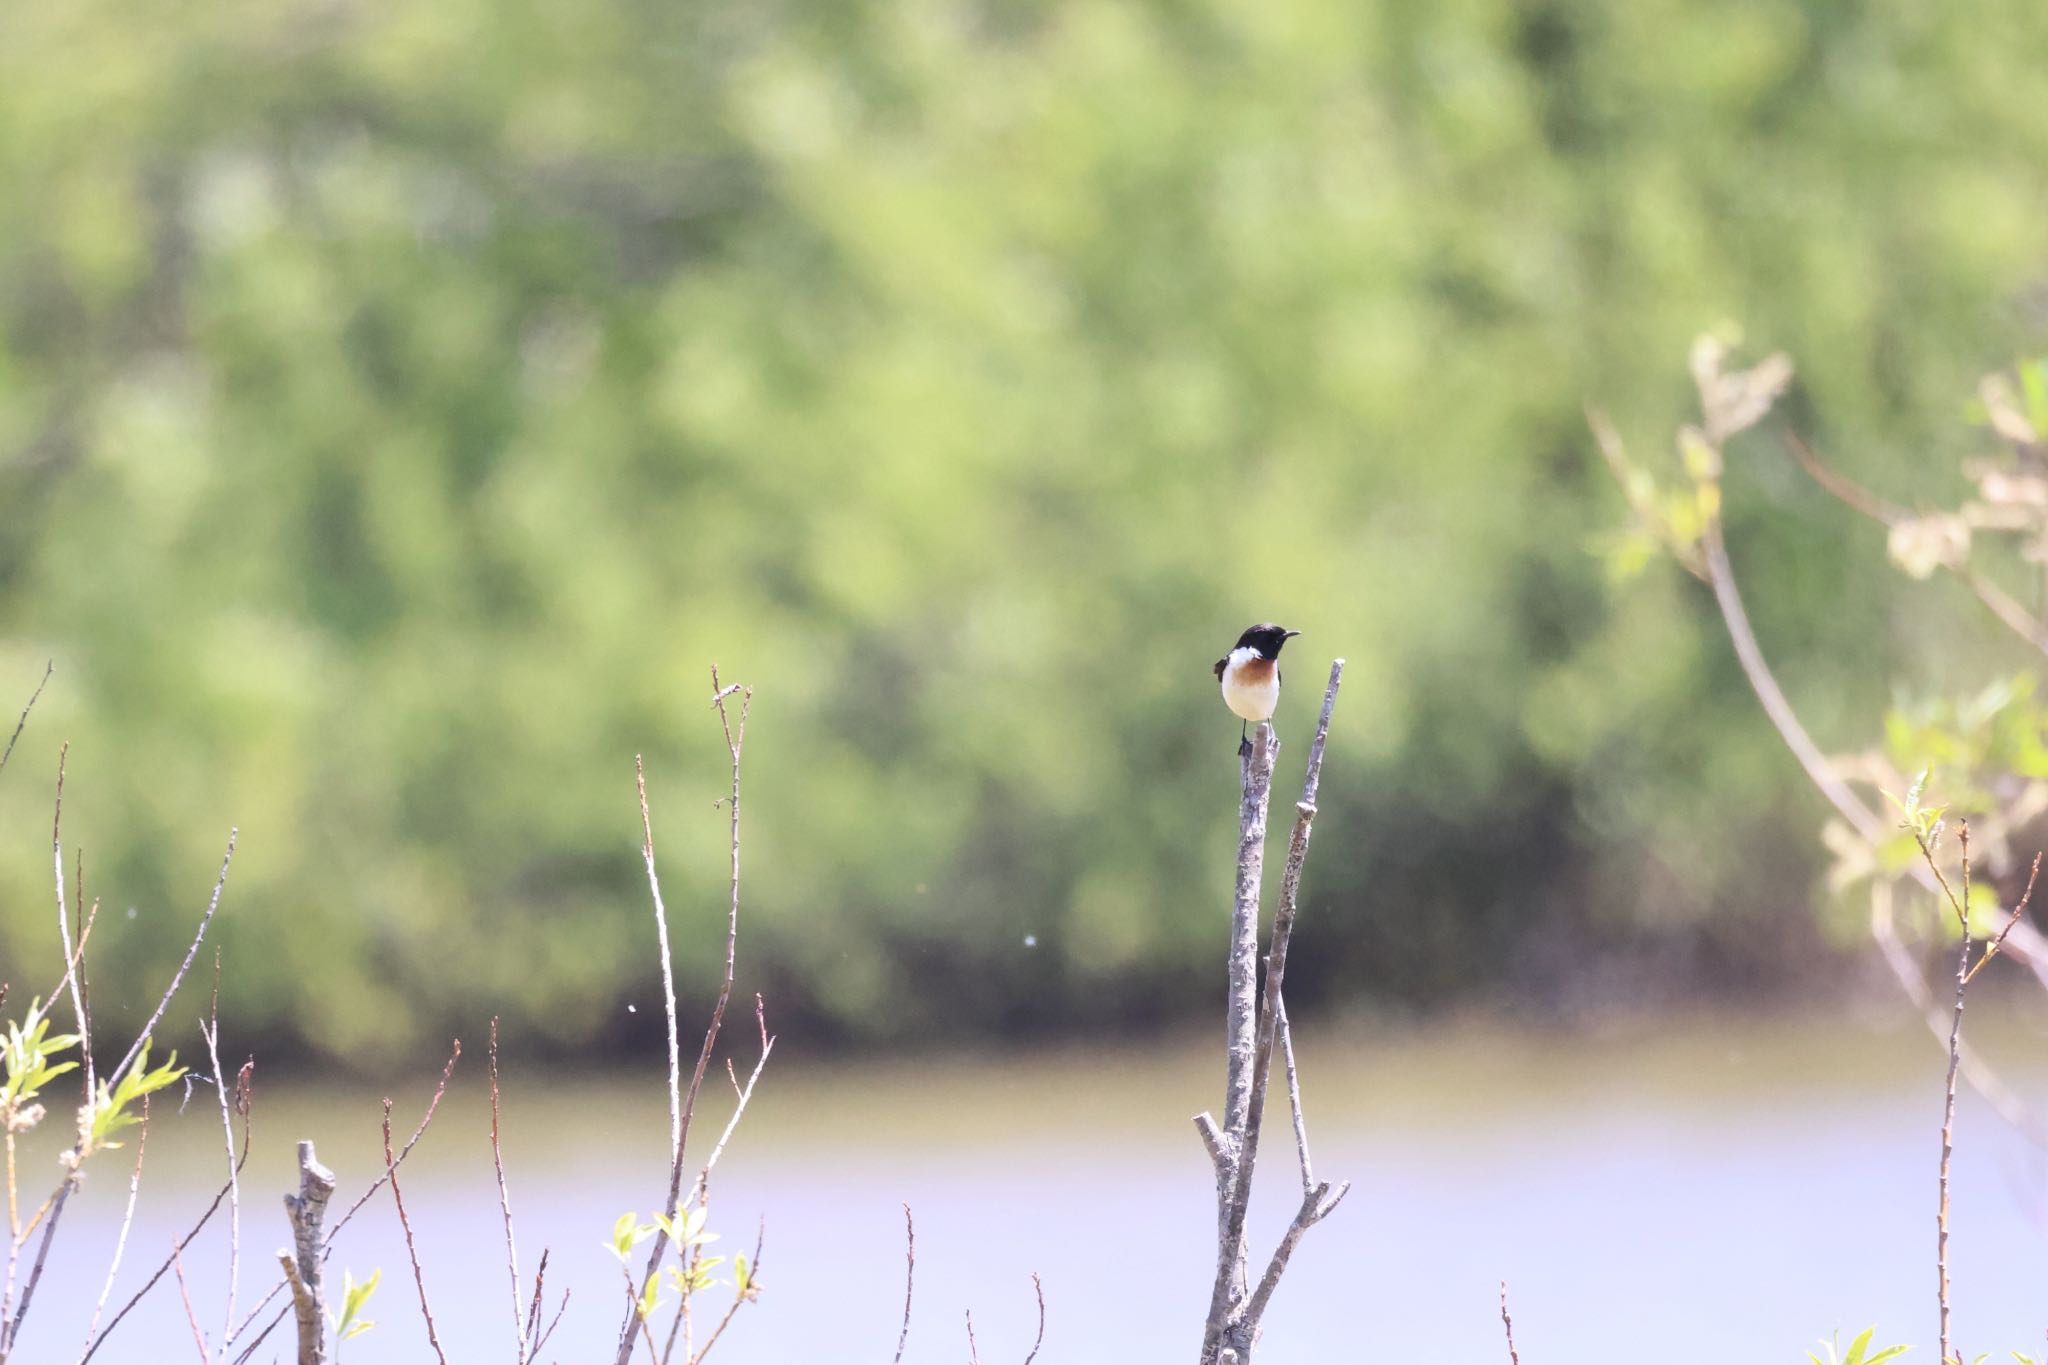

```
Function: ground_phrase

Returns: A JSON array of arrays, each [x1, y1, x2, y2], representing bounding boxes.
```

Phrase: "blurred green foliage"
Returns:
[[1, 0, 2046, 1062]]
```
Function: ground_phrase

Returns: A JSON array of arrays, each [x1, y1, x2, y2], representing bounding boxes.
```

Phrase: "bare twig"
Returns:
[[891, 1205, 914, 1365], [1499, 1281, 1522, 1365], [0, 662, 51, 778], [523, 1250, 550, 1354], [687, 1220, 763, 1364], [52, 747, 93, 1102], [1276, 1001, 1313, 1194], [80, 1098, 150, 1356], [1022, 1273, 1046, 1365], [1243, 1180, 1350, 1328], [223, 1040, 455, 1365], [1937, 823, 1973, 1365], [200, 961, 241, 1356], [965, 1310, 980, 1365], [172, 1247, 208, 1364], [1780, 430, 1908, 525], [109, 831, 238, 1089], [85, 1063, 253, 1362], [381, 1100, 449, 1365], [616, 671, 752, 1365], [689, 996, 774, 1210], [1966, 852, 2041, 985], [489, 1018, 529, 1363]]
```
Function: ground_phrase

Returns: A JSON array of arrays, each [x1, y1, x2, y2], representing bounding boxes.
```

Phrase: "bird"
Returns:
[[1214, 623, 1300, 756]]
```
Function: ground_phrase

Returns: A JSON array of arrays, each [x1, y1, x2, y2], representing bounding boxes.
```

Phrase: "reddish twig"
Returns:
[[383, 1099, 450, 1365], [172, 1245, 208, 1364], [1500, 1281, 1522, 1365]]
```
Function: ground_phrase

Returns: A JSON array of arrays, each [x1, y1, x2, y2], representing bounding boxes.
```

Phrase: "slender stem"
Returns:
[[0, 661, 52, 778], [488, 1019, 529, 1363], [1937, 826, 1972, 1365], [382, 1100, 450, 1365], [891, 1205, 914, 1365]]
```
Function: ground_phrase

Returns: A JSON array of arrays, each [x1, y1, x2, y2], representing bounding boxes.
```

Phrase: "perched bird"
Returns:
[[1214, 623, 1300, 755]]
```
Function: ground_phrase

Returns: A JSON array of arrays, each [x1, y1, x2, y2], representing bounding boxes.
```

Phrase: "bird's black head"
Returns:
[[1234, 623, 1300, 658]]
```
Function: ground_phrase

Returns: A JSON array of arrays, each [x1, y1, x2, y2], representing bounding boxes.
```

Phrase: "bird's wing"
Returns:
[[1213, 656, 1227, 680]]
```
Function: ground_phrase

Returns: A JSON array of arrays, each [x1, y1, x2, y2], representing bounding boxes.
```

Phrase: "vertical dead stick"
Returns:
[[280, 1141, 335, 1365], [1204, 661, 1346, 1361], [1499, 1282, 1522, 1365], [891, 1204, 915, 1365], [1198, 717, 1276, 1361]]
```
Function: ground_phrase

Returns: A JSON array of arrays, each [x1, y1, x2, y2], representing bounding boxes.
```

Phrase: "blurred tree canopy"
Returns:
[[1, 0, 2045, 1063]]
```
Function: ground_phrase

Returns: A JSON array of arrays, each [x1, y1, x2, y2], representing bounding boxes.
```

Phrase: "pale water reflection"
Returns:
[[26, 1006, 2048, 1362]]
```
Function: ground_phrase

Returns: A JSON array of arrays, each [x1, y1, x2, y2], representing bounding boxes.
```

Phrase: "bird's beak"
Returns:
[[1284, 630, 1301, 638]]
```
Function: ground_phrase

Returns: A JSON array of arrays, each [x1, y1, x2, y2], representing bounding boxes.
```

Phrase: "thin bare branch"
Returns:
[[489, 1019, 529, 1363], [80, 1098, 150, 1357], [109, 831, 238, 1089], [617, 671, 753, 1365], [1499, 1281, 1522, 1365], [52, 746, 93, 1102], [1277, 1001, 1313, 1195], [172, 1247, 208, 1364], [85, 1063, 254, 1363], [222, 1039, 455, 1365], [0, 662, 51, 778], [1780, 430, 1907, 525], [689, 997, 774, 1210], [965, 1310, 980, 1365], [1022, 1273, 1046, 1365], [891, 1205, 914, 1365], [200, 963, 241, 1356], [1967, 852, 2042, 985], [687, 1220, 763, 1365], [1243, 1180, 1350, 1328], [382, 1100, 449, 1365]]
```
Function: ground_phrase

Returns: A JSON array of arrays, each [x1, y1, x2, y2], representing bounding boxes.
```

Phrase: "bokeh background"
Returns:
[[5, 0, 2048, 1358]]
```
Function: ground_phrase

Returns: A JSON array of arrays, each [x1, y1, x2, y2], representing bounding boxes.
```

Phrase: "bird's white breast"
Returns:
[[1220, 646, 1280, 722]]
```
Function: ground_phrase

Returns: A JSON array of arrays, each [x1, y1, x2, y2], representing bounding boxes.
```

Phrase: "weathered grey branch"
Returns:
[[280, 1141, 335, 1365], [1197, 720, 1276, 1357], [1276, 1002, 1312, 1194], [1200, 660, 1348, 1363], [1243, 1180, 1349, 1329]]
